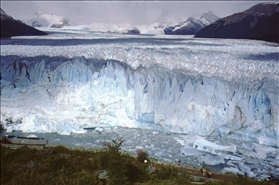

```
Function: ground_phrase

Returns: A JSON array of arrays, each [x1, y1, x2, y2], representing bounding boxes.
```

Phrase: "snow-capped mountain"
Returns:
[[200, 10, 220, 25], [195, 3, 279, 43], [25, 10, 71, 28], [164, 11, 219, 35], [51, 11, 177, 35], [152, 10, 179, 31], [0, 8, 47, 38]]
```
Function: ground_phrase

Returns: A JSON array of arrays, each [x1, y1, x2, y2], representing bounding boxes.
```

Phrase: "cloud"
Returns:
[[1, 1, 268, 25]]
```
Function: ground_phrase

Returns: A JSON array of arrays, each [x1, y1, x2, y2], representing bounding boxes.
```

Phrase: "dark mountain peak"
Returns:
[[1, 8, 7, 15], [244, 2, 279, 16], [195, 2, 279, 43], [1, 8, 12, 20], [1, 8, 47, 38]]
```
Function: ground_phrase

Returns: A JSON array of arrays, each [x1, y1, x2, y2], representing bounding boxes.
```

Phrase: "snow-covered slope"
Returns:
[[1, 34, 278, 148], [25, 10, 70, 28], [164, 11, 219, 35]]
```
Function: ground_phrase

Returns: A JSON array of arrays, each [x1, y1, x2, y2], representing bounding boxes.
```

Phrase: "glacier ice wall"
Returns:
[[1, 55, 278, 146]]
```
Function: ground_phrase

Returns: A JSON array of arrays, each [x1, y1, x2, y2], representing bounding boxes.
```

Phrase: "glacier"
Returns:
[[1, 33, 278, 149], [1, 31, 279, 180]]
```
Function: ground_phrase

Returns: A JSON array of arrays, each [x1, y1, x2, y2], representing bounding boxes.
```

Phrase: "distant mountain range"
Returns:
[[25, 10, 71, 28], [195, 3, 279, 43], [0, 8, 47, 38], [164, 11, 219, 35]]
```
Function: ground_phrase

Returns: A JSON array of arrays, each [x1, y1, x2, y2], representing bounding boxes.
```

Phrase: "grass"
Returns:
[[0, 140, 277, 185]]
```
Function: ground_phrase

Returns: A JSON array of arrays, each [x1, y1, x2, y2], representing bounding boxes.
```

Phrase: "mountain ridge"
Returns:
[[164, 11, 219, 35], [0, 8, 47, 38], [195, 3, 279, 43]]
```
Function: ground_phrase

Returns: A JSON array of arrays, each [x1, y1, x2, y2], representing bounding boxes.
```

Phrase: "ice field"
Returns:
[[1, 30, 279, 179]]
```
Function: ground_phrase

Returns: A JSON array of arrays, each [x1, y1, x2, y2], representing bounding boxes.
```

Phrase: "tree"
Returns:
[[103, 138, 124, 153], [99, 138, 129, 185]]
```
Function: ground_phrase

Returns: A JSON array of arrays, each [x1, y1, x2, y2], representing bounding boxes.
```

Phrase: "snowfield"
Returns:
[[1, 30, 278, 179]]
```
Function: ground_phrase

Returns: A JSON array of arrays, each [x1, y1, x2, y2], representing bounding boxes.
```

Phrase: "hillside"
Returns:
[[0, 8, 47, 38], [194, 3, 279, 42]]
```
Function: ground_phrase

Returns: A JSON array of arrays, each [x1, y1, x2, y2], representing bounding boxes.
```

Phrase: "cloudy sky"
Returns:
[[1, 1, 270, 25]]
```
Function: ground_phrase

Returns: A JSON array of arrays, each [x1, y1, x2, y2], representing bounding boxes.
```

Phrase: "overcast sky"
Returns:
[[1, 1, 271, 25]]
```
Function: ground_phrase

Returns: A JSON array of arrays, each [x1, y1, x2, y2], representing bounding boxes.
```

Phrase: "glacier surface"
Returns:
[[1, 32, 279, 149]]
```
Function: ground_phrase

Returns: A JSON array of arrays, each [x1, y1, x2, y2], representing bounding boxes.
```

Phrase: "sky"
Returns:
[[0, 1, 271, 25]]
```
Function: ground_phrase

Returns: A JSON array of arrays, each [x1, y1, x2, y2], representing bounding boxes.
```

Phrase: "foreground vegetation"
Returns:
[[0, 139, 277, 185]]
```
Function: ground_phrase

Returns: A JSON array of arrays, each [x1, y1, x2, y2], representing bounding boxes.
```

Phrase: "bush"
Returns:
[[136, 149, 149, 163]]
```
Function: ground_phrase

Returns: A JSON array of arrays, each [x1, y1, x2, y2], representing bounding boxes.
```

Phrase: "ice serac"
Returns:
[[1, 55, 278, 147]]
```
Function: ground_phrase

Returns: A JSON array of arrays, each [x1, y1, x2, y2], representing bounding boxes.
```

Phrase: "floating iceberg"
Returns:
[[175, 135, 237, 154], [193, 137, 237, 154], [180, 145, 203, 156]]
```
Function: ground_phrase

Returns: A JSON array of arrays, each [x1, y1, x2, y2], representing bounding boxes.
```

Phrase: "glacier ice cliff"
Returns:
[[1, 52, 278, 147], [1, 35, 278, 148]]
